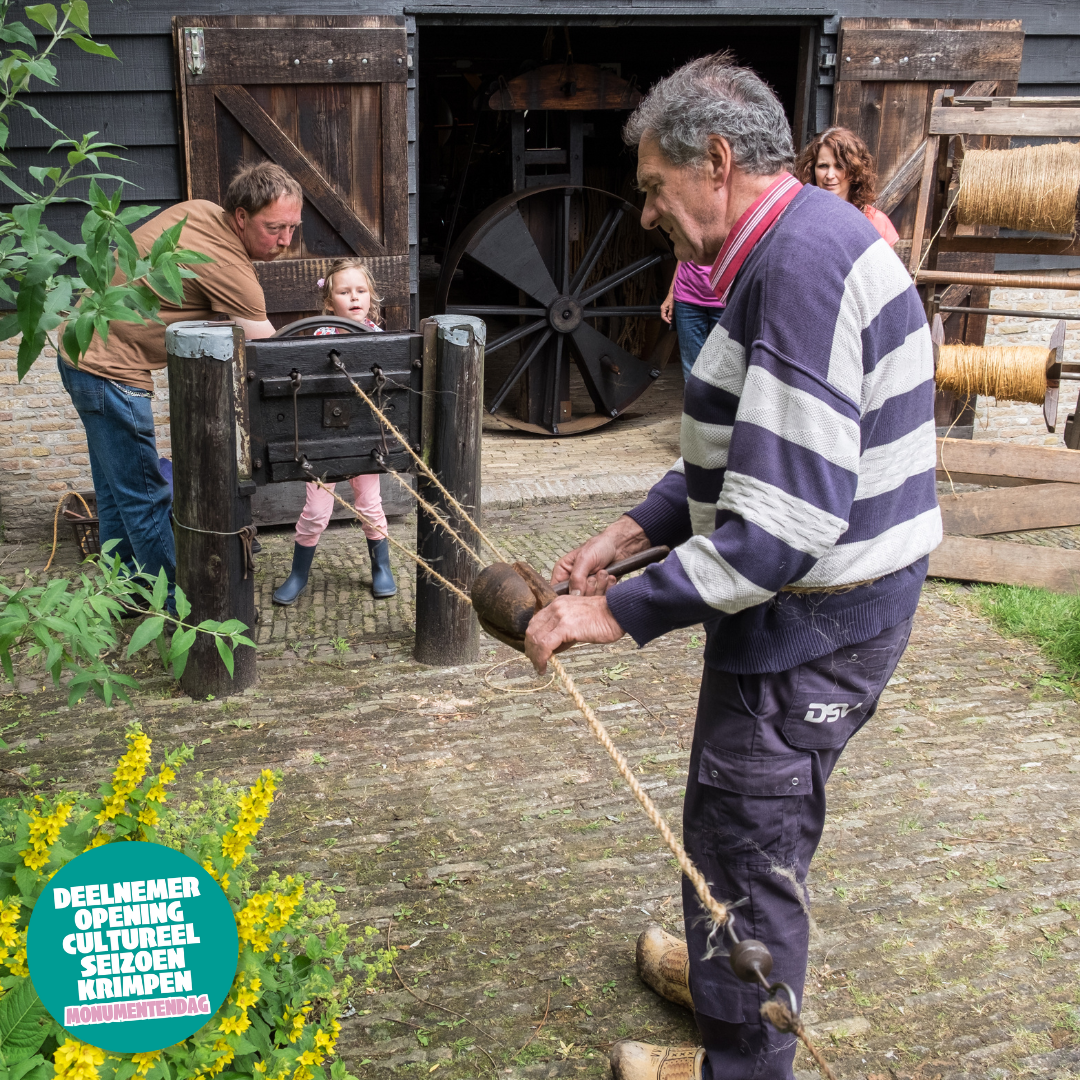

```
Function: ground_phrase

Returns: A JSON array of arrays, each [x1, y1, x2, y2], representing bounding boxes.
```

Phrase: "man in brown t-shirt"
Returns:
[[59, 162, 303, 597]]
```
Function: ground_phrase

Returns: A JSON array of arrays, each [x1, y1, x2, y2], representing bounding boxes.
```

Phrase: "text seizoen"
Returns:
[[53, 877, 204, 1005]]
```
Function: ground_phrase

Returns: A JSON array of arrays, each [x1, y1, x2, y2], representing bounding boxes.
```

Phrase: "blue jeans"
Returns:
[[58, 358, 175, 586], [674, 300, 725, 383], [684, 618, 914, 1079]]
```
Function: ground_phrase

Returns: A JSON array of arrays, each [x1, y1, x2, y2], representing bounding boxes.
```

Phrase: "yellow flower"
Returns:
[[220, 771, 276, 868], [313, 1020, 340, 1057], [284, 1002, 311, 1043], [9, 934, 29, 977], [218, 1012, 251, 1036], [203, 861, 230, 893], [144, 764, 177, 805], [131, 1051, 161, 1077], [54, 1039, 105, 1080], [137, 807, 158, 827], [292, 1067, 313, 1080], [234, 975, 262, 1010], [96, 732, 151, 823], [0, 898, 21, 950], [83, 833, 111, 851], [253, 1064, 267, 1076], [21, 801, 72, 870], [264, 881, 304, 933]]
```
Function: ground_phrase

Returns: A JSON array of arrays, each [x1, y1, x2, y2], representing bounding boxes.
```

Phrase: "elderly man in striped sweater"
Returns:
[[526, 53, 941, 1080]]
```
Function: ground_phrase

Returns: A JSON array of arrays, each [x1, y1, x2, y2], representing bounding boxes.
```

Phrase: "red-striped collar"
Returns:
[[708, 173, 802, 304]]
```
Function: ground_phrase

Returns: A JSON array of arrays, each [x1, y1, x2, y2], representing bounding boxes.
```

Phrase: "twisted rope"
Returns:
[[309, 477, 473, 606], [44, 490, 94, 571], [549, 654, 729, 930], [760, 1001, 838, 1080], [340, 371, 508, 562], [383, 469, 485, 570]]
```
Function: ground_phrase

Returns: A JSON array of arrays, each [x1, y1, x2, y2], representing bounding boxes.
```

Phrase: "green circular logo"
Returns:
[[26, 842, 238, 1053]]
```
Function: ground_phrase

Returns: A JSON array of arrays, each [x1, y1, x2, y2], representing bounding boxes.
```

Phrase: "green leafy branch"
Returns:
[[0, 542, 255, 706], [0, 0, 214, 378]]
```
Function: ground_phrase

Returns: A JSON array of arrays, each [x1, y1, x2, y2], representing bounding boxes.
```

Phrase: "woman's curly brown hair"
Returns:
[[795, 126, 878, 211]]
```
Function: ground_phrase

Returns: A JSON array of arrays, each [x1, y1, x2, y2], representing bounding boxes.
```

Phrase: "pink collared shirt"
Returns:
[[708, 173, 803, 303]]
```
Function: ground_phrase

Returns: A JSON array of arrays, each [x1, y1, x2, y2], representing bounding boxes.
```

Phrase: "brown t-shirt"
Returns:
[[71, 200, 267, 391]]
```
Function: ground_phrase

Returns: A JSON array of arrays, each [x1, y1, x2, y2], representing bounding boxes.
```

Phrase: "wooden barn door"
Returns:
[[173, 16, 410, 330], [834, 18, 1023, 435]]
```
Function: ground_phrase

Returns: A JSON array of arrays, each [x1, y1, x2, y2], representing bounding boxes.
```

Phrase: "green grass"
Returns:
[[970, 584, 1080, 682]]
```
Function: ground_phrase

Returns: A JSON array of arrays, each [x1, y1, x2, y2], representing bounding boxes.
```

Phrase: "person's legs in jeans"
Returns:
[[682, 619, 914, 1079], [674, 301, 722, 384], [59, 359, 174, 584]]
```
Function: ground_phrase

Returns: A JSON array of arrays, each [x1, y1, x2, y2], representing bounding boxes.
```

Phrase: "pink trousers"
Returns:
[[294, 475, 387, 546]]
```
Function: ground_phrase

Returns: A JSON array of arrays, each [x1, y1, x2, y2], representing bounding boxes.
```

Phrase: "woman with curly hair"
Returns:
[[795, 126, 899, 247]]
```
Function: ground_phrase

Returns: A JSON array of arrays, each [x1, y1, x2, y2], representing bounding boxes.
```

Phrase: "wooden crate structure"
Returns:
[[907, 95, 1080, 590]]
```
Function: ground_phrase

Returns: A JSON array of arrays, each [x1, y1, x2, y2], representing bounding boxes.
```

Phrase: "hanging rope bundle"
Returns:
[[956, 141, 1080, 236], [936, 343, 1050, 404]]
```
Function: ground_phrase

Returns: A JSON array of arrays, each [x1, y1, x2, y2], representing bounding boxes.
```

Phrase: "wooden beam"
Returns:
[[953, 96, 1080, 108], [936, 235, 1080, 257], [837, 28, 1024, 82], [929, 106, 1080, 137], [877, 142, 926, 216], [936, 438, 1080, 485], [928, 534, 1080, 592], [908, 92, 943, 276], [213, 84, 386, 257], [917, 271, 1080, 291], [191, 27, 408, 84], [939, 482, 1080, 536]]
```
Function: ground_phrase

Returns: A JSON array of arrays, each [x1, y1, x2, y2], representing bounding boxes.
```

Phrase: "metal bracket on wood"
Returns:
[[184, 27, 206, 76]]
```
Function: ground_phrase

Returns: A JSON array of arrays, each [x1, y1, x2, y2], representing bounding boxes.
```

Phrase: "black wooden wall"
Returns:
[[7, 0, 1080, 280]]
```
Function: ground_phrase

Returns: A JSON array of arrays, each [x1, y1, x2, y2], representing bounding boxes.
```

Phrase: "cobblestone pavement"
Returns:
[[4, 501, 1080, 1080]]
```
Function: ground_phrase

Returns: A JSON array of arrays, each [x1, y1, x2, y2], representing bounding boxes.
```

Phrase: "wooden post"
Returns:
[[414, 315, 484, 665], [166, 322, 257, 698]]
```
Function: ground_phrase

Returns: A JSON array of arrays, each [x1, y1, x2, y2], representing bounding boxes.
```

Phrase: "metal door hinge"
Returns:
[[184, 27, 206, 75]]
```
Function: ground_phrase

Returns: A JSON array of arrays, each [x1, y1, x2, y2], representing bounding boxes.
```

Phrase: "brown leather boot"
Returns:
[[636, 924, 694, 1011], [610, 1041, 705, 1080]]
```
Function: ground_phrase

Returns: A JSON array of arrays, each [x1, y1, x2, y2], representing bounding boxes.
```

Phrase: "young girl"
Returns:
[[273, 258, 397, 605]]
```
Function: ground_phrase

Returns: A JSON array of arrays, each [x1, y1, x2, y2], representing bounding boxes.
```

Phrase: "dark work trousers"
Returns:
[[682, 616, 914, 1080]]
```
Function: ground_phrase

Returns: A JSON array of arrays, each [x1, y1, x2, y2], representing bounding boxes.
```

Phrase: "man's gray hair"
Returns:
[[623, 52, 794, 175]]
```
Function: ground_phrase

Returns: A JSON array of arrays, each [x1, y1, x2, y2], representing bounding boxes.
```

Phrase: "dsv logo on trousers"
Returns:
[[802, 702, 861, 724]]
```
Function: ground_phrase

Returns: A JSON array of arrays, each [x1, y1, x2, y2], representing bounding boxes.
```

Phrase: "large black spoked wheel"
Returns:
[[435, 184, 673, 435]]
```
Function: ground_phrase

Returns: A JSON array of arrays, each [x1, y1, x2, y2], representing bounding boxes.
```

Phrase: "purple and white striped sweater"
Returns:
[[606, 185, 941, 674]]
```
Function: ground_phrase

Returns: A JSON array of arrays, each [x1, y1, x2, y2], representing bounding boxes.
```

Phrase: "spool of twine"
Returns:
[[936, 344, 1049, 404], [956, 142, 1080, 236]]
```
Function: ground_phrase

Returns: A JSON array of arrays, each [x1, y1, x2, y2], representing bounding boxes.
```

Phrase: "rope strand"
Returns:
[[382, 469, 485, 570], [341, 372, 508, 562], [310, 478, 473, 605], [549, 654, 729, 931]]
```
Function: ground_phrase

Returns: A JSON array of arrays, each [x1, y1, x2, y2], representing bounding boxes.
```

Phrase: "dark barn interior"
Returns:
[[416, 25, 805, 432]]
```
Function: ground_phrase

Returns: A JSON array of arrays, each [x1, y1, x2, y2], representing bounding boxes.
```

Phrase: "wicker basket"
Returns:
[[62, 491, 100, 557]]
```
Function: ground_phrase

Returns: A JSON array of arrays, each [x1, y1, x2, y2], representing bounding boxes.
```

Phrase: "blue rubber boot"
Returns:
[[273, 543, 317, 606], [368, 537, 397, 599]]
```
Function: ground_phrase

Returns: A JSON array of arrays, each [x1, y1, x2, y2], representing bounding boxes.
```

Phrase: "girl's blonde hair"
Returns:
[[318, 258, 383, 327]]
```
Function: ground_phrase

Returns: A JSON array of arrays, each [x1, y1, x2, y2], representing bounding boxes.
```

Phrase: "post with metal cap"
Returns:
[[414, 315, 485, 665], [166, 321, 257, 698]]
